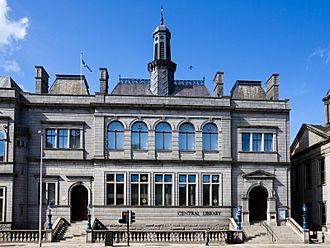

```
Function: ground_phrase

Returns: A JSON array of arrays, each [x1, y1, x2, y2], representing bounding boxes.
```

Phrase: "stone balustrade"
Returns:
[[0, 230, 46, 242]]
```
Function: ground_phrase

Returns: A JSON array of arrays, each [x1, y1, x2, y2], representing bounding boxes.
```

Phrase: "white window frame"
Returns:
[[202, 174, 221, 206], [240, 131, 275, 153], [0, 187, 5, 222], [45, 128, 82, 149], [154, 173, 174, 206], [178, 174, 197, 206], [38, 182, 57, 205], [105, 172, 126, 206], [130, 173, 150, 206]]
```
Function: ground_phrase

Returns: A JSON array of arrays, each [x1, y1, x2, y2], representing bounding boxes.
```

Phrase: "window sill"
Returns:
[[132, 149, 148, 152], [179, 150, 196, 153], [156, 150, 172, 153], [108, 149, 124, 152], [44, 148, 83, 151], [203, 150, 219, 154], [239, 151, 277, 154]]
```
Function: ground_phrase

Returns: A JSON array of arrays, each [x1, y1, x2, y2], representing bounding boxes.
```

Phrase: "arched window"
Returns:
[[131, 121, 148, 150], [0, 131, 5, 161], [202, 123, 218, 151], [179, 123, 195, 151], [154, 43, 158, 60], [155, 122, 172, 151], [160, 42, 165, 59], [107, 121, 124, 150]]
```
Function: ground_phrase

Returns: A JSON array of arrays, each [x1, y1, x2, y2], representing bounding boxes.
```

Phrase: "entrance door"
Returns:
[[249, 186, 268, 222], [71, 185, 88, 222]]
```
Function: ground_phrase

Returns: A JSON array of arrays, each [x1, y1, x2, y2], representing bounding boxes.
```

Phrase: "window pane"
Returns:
[[164, 184, 172, 206], [188, 175, 196, 183], [203, 175, 210, 183], [108, 132, 116, 149], [203, 185, 210, 206], [179, 123, 194, 151], [155, 184, 162, 206], [58, 129, 68, 148], [70, 130, 80, 148], [108, 121, 124, 150], [252, 133, 262, 152], [131, 184, 138, 205], [131, 174, 139, 182], [131, 132, 139, 150], [155, 122, 172, 151], [107, 184, 114, 205], [0, 131, 5, 140], [179, 133, 185, 150], [42, 183, 47, 204], [202, 124, 218, 151], [0, 188, 3, 197], [179, 175, 186, 183], [164, 175, 172, 182], [46, 129, 56, 148], [116, 184, 124, 205], [264, 133, 273, 152], [116, 132, 124, 149], [242, 133, 250, 151], [107, 174, 114, 182], [188, 185, 196, 206], [164, 133, 172, 150], [155, 132, 163, 150], [212, 175, 219, 183], [140, 132, 148, 150], [48, 183, 55, 205], [140, 174, 148, 182], [140, 184, 148, 205], [187, 133, 195, 150], [0, 140, 4, 161], [108, 121, 124, 131], [155, 175, 163, 182], [179, 184, 186, 206], [212, 185, 219, 206], [116, 174, 124, 182]]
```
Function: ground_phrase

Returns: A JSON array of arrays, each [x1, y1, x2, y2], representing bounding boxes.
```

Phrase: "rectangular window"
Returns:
[[106, 173, 125, 205], [70, 129, 80, 148], [57, 129, 68, 148], [264, 133, 273, 152], [0, 187, 4, 221], [179, 174, 196, 206], [46, 129, 56, 148], [131, 174, 149, 206], [252, 133, 262, 152], [203, 174, 220, 206], [242, 133, 250, 151], [320, 158, 325, 185], [154, 174, 172, 206], [305, 163, 311, 189], [38, 182, 56, 205], [321, 202, 326, 225]]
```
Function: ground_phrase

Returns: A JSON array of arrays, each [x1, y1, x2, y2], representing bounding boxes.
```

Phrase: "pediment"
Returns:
[[291, 124, 329, 156], [242, 170, 275, 179]]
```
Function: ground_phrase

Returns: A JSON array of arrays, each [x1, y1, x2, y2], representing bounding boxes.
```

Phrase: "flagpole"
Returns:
[[80, 52, 83, 87]]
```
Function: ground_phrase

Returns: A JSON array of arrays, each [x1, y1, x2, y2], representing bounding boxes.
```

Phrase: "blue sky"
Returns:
[[1, 0, 330, 141]]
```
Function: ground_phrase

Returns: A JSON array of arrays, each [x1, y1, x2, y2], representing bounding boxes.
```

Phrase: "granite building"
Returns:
[[0, 18, 290, 230]]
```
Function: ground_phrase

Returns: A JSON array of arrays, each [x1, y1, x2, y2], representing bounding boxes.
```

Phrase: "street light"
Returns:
[[38, 130, 43, 247]]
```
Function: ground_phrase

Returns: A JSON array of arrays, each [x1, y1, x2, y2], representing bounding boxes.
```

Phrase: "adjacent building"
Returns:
[[291, 90, 330, 231], [0, 18, 290, 230]]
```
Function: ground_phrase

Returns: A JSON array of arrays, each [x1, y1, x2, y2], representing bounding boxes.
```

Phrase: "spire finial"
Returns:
[[160, 6, 164, 25]]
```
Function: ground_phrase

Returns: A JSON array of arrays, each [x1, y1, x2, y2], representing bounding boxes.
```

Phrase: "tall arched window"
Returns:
[[107, 121, 124, 150], [179, 123, 195, 151], [155, 122, 172, 151], [131, 121, 148, 150], [0, 130, 5, 161], [154, 43, 158, 60], [202, 123, 218, 151]]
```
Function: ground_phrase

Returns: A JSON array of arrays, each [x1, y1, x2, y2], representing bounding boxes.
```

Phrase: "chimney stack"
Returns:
[[323, 90, 330, 125], [265, 74, 279, 100], [35, 66, 49, 94], [99, 68, 109, 94], [213, 72, 224, 97]]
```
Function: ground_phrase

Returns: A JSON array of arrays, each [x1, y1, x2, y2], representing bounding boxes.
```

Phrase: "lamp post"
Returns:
[[302, 203, 307, 229], [236, 204, 242, 230], [47, 202, 52, 230], [86, 203, 92, 230], [38, 130, 43, 247]]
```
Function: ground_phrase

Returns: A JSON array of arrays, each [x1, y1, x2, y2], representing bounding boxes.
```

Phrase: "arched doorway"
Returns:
[[249, 186, 268, 222], [71, 185, 88, 222]]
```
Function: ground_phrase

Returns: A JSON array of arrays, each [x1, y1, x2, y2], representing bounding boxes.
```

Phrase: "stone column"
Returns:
[[172, 130, 179, 160], [124, 129, 132, 159], [148, 129, 155, 159], [195, 130, 203, 160]]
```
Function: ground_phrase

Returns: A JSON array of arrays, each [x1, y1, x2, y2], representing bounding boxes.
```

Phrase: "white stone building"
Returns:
[[0, 18, 290, 230]]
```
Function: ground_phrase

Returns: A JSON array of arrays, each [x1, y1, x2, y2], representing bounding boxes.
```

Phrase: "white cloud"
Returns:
[[2, 59, 20, 72], [0, 0, 28, 47], [310, 47, 330, 64]]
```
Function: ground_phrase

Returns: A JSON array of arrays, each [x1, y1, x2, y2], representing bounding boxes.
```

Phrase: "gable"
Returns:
[[242, 170, 275, 179], [291, 128, 327, 156]]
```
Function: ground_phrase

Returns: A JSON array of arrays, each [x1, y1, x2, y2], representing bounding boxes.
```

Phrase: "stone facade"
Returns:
[[0, 19, 290, 230]]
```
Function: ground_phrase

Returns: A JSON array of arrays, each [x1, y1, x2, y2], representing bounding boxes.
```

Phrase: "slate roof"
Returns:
[[49, 75, 90, 95], [230, 80, 267, 100], [0, 77, 22, 91], [111, 78, 211, 97]]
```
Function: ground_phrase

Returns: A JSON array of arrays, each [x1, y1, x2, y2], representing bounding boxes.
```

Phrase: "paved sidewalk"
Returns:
[[0, 243, 329, 248]]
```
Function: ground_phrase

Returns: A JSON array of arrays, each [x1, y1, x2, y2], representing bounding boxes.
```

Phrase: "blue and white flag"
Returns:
[[81, 54, 92, 72]]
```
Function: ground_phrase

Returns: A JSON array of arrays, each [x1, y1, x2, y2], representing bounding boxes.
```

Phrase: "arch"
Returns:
[[131, 121, 148, 150], [70, 184, 89, 222], [202, 123, 218, 151], [179, 122, 195, 151], [248, 185, 268, 222], [129, 119, 152, 130], [155, 122, 172, 151], [107, 121, 124, 150]]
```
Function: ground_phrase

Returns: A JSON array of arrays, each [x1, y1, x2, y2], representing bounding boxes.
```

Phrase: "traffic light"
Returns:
[[118, 211, 128, 224], [130, 211, 135, 224]]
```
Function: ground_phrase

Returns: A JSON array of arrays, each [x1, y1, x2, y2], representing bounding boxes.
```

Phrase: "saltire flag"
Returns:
[[81, 58, 92, 72]]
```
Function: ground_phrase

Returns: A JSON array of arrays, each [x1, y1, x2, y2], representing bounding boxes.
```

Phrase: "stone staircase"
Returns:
[[61, 221, 87, 243], [242, 221, 302, 244]]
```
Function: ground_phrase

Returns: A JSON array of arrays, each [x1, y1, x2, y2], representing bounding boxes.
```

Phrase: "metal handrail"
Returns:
[[261, 221, 277, 242]]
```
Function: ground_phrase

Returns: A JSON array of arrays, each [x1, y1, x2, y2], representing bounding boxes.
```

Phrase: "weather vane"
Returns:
[[160, 6, 164, 25]]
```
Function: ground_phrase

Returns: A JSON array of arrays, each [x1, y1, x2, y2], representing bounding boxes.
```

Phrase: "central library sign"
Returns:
[[177, 211, 221, 217]]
